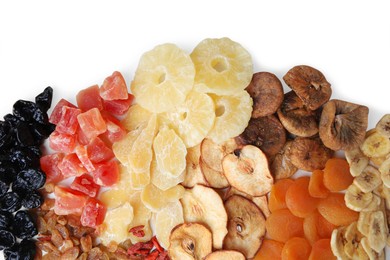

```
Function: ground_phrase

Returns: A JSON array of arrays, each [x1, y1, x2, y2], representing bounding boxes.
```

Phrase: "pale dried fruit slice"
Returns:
[[361, 131, 390, 158], [168, 223, 212, 260], [112, 127, 143, 165], [180, 185, 228, 249], [207, 91, 253, 144], [354, 165, 382, 193], [379, 157, 390, 188], [376, 114, 390, 138], [153, 128, 187, 177], [345, 183, 374, 211], [270, 141, 298, 180], [345, 147, 369, 177], [127, 192, 152, 243], [330, 227, 348, 259], [200, 160, 229, 189], [141, 184, 185, 212], [127, 114, 158, 173], [129, 167, 150, 190], [344, 222, 364, 259], [367, 210, 387, 253], [182, 144, 208, 188], [223, 195, 266, 259], [200, 138, 239, 172], [357, 211, 371, 236], [191, 37, 253, 95], [223, 145, 273, 197], [160, 91, 215, 148], [121, 104, 152, 131], [151, 157, 185, 191], [371, 156, 387, 168], [360, 194, 381, 212], [205, 250, 245, 260], [99, 202, 134, 246], [361, 237, 385, 260], [131, 43, 195, 113], [155, 201, 184, 249]]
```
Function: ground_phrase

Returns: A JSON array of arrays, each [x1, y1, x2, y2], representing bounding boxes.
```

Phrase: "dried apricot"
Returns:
[[308, 170, 329, 198], [281, 237, 311, 260], [308, 239, 336, 260], [317, 192, 359, 226], [269, 179, 294, 212], [285, 177, 319, 218], [265, 209, 304, 243], [253, 239, 284, 260], [323, 158, 353, 192], [303, 210, 336, 245]]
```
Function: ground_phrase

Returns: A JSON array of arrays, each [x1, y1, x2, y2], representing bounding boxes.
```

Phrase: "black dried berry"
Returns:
[[10, 148, 40, 170], [0, 180, 9, 197], [26, 145, 41, 158], [35, 86, 53, 112], [0, 211, 13, 229], [3, 114, 19, 128], [12, 211, 37, 239], [0, 192, 21, 213], [0, 165, 17, 185], [3, 243, 20, 259], [14, 168, 46, 192], [15, 121, 35, 147], [0, 121, 12, 149], [21, 191, 43, 209], [29, 122, 54, 144], [0, 229, 16, 250], [12, 100, 37, 122], [19, 239, 36, 259]]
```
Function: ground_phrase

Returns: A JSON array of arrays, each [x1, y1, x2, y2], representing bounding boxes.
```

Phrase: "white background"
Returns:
[[0, 0, 389, 259]]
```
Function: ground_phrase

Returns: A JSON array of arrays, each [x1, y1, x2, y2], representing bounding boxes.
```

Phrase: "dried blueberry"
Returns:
[[0, 121, 12, 149], [19, 239, 36, 260], [12, 100, 37, 122], [0, 165, 17, 185], [3, 114, 19, 128], [0, 229, 16, 250], [10, 148, 40, 170], [30, 122, 55, 144], [26, 146, 41, 158], [3, 244, 20, 260], [12, 211, 37, 239], [21, 191, 43, 209], [14, 169, 46, 192], [15, 121, 35, 147], [35, 86, 53, 112], [0, 211, 13, 229], [0, 192, 21, 213], [0, 180, 9, 197]]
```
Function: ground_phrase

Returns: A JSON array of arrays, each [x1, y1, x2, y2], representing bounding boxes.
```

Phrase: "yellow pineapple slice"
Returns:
[[207, 91, 252, 144], [155, 201, 184, 249], [127, 114, 157, 173], [153, 128, 187, 177], [130, 169, 150, 190], [99, 202, 134, 246], [112, 127, 143, 165], [159, 91, 215, 148], [191, 37, 253, 95], [131, 43, 195, 113], [127, 192, 153, 243], [151, 156, 185, 191], [141, 184, 185, 212], [121, 104, 152, 132]]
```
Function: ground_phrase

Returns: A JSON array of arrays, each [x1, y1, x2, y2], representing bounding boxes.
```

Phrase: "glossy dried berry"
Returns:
[[0, 229, 16, 250], [21, 191, 43, 209], [0, 192, 21, 213], [0, 211, 13, 229], [35, 86, 53, 112], [30, 122, 55, 144], [14, 168, 46, 192], [15, 121, 35, 147], [0, 180, 9, 197], [10, 147, 40, 170], [0, 164, 17, 184], [19, 239, 37, 259], [3, 114, 19, 128], [13, 210, 37, 239], [0, 121, 12, 149]]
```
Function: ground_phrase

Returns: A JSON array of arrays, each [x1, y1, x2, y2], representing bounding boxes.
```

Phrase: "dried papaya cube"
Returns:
[[103, 93, 134, 116], [49, 130, 76, 153], [49, 99, 77, 124], [77, 108, 107, 140], [57, 153, 87, 178], [81, 198, 107, 228], [54, 186, 88, 215], [91, 160, 119, 187], [99, 71, 128, 100], [40, 153, 65, 184], [76, 85, 103, 112], [56, 106, 81, 135], [75, 145, 95, 172], [70, 174, 100, 198], [86, 137, 114, 164]]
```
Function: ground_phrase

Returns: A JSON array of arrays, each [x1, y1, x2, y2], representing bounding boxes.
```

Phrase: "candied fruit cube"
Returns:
[[40, 153, 65, 183], [75, 145, 95, 172], [49, 99, 77, 125], [77, 108, 107, 140], [54, 186, 88, 215], [49, 130, 76, 153], [55, 106, 81, 135], [102, 93, 134, 116], [57, 153, 86, 178], [92, 160, 119, 187], [70, 174, 100, 197], [86, 137, 114, 164], [100, 112, 126, 144], [76, 85, 103, 112], [80, 198, 106, 228], [76, 127, 90, 146], [99, 71, 128, 100]]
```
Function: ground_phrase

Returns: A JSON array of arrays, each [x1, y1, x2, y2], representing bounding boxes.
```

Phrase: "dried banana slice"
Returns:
[[360, 131, 390, 158], [367, 210, 387, 253], [344, 222, 365, 259], [357, 211, 371, 237], [345, 147, 369, 177], [375, 114, 390, 138], [379, 157, 390, 188], [345, 184, 374, 211], [353, 165, 382, 193], [330, 227, 348, 259], [361, 237, 385, 260], [360, 194, 381, 212]]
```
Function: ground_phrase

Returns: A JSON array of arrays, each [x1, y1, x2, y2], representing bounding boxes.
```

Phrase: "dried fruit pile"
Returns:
[[1, 37, 389, 260]]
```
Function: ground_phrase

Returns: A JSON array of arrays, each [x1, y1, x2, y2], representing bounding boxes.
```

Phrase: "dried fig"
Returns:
[[277, 91, 320, 137], [319, 99, 369, 151], [288, 137, 333, 171], [245, 72, 284, 118], [283, 65, 332, 110], [238, 115, 286, 158], [270, 140, 298, 180]]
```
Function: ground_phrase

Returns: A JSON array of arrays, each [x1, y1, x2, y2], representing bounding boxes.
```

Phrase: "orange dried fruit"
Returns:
[[253, 239, 284, 260], [308, 170, 330, 198], [308, 239, 336, 260], [303, 210, 337, 245], [323, 158, 353, 192], [285, 177, 319, 218], [269, 179, 294, 213], [265, 209, 304, 243], [281, 237, 311, 260], [317, 192, 359, 226]]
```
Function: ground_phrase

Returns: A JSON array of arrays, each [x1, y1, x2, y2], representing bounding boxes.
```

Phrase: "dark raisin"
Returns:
[[3, 243, 20, 259], [10, 148, 40, 170], [0, 211, 13, 229], [0, 180, 9, 197], [3, 114, 19, 128], [32, 107, 49, 125], [12, 211, 37, 239], [15, 121, 35, 147], [0, 192, 21, 213], [19, 239, 36, 259], [14, 169, 46, 192], [26, 146, 41, 158], [35, 86, 53, 112], [0, 229, 16, 250], [0, 165, 17, 185], [0, 121, 12, 149], [29, 122, 54, 144], [21, 191, 43, 209], [12, 100, 37, 122]]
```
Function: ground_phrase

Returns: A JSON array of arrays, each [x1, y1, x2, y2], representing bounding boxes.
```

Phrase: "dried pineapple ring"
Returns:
[[131, 43, 195, 113], [191, 37, 253, 95], [155, 201, 184, 249]]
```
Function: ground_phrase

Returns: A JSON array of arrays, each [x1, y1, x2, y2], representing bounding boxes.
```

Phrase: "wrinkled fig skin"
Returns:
[[283, 65, 332, 110], [277, 91, 320, 137], [319, 99, 369, 151], [245, 72, 284, 118], [238, 115, 286, 158]]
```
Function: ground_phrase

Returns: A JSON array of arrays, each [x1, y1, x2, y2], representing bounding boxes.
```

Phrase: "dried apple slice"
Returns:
[[183, 144, 208, 188], [200, 138, 239, 172], [222, 145, 273, 196], [223, 195, 266, 259], [200, 160, 229, 189], [225, 187, 270, 218], [180, 185, 228, 249], [155, 201, 184, 249], [205, 250, 245, 260], [168, 222, 212, 260]]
